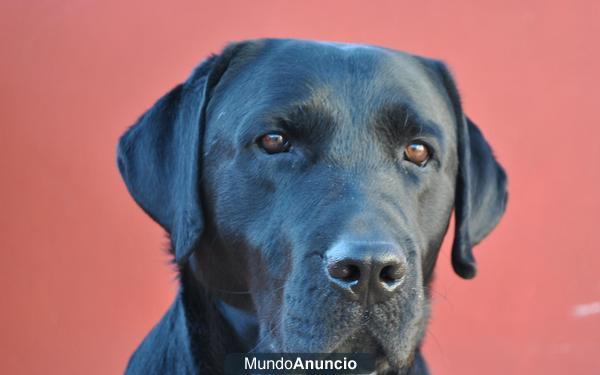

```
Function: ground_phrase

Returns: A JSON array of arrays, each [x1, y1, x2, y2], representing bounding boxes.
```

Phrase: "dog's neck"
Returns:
[[179, 267, 249, 372]]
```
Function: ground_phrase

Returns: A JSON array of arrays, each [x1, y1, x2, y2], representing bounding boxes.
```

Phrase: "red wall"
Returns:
[[1, 1, 599, 374]]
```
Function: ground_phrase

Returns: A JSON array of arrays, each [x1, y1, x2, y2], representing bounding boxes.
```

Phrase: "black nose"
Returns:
[[325, 241, 407, 304]]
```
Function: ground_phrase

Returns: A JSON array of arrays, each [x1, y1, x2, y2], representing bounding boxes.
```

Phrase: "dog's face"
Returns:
[[118, 39, 507, 373], [199, 40, 458, 364]]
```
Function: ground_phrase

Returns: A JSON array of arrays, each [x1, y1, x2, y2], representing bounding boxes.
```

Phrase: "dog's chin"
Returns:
[[330, 330, 416, 373], [266, 329, 415, 373]]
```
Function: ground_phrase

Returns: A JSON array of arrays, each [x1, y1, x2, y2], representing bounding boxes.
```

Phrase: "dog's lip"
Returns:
[[280, 308, 416, 370], [330, 331, 384, 354], [329, 331, 406, 372], [271, 325, 410, 372]]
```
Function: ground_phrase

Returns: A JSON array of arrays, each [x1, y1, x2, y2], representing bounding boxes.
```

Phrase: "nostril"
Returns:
[[342, 264, 361, 281], [328, 262, 361, 282], [379, 264, 404, 284]]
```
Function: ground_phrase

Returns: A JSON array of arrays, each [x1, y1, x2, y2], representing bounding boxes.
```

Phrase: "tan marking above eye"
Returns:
[[404, 142, 430, 166], [259, 133, 291, 154]]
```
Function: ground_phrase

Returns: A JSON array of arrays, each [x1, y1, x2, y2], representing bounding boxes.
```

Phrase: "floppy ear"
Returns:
[[117, 43, 245, 264], [424, 59, 508, 279]]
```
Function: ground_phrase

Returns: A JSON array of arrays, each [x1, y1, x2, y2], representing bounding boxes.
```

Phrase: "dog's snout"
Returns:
[[325, 241, 407, 304]]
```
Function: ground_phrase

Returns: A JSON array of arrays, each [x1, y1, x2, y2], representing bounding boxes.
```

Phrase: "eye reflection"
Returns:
[[404, 142, 430, 166], [258, 133, 291, 154]]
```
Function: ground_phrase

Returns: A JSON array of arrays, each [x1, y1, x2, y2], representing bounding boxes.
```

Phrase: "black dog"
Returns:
[[117, 38, 507, 374]]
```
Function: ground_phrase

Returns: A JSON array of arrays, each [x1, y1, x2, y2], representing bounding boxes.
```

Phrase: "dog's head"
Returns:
[[118, 39, 507, 372]]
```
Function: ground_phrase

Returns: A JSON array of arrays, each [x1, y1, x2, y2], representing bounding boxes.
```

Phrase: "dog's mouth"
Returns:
[[270, 299, 426, 372], [330, 325, 381, 351], [328, 328, 410, 373], [266, 320, 415, 372]]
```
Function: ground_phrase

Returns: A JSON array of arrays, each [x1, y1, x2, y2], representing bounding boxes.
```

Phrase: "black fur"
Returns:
[[117, 38, 507, 374]]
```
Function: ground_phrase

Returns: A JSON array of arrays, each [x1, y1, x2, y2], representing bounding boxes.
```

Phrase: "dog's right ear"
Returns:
[[117, 42, 247, 264]]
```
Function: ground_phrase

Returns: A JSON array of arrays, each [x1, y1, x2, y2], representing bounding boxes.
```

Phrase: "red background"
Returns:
[[1, 1, 599, 374]]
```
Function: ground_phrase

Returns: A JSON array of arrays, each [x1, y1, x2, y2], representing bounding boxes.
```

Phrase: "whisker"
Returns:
[[249, 302, 285, 353]]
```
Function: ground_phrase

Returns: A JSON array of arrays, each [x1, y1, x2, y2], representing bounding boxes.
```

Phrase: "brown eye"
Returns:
[[404, 142, 430, 166], [258, 133, 291, 154]]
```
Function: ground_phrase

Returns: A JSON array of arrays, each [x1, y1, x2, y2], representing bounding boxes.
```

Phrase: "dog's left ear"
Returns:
[[117, 42, 247, 264], [419, 58, 508, 279]]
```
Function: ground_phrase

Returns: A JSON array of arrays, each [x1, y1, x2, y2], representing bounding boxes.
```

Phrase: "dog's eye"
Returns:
[[258, 132, 291, 154], [404, 142, 430, 166]]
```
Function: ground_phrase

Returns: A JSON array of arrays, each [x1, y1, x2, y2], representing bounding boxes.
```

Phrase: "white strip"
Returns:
[[572, 301, 600, 318]]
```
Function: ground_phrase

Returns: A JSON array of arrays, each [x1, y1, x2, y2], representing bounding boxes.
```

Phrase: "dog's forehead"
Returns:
[[227, 40, 453, 125], [207, 39, 456, 149]]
